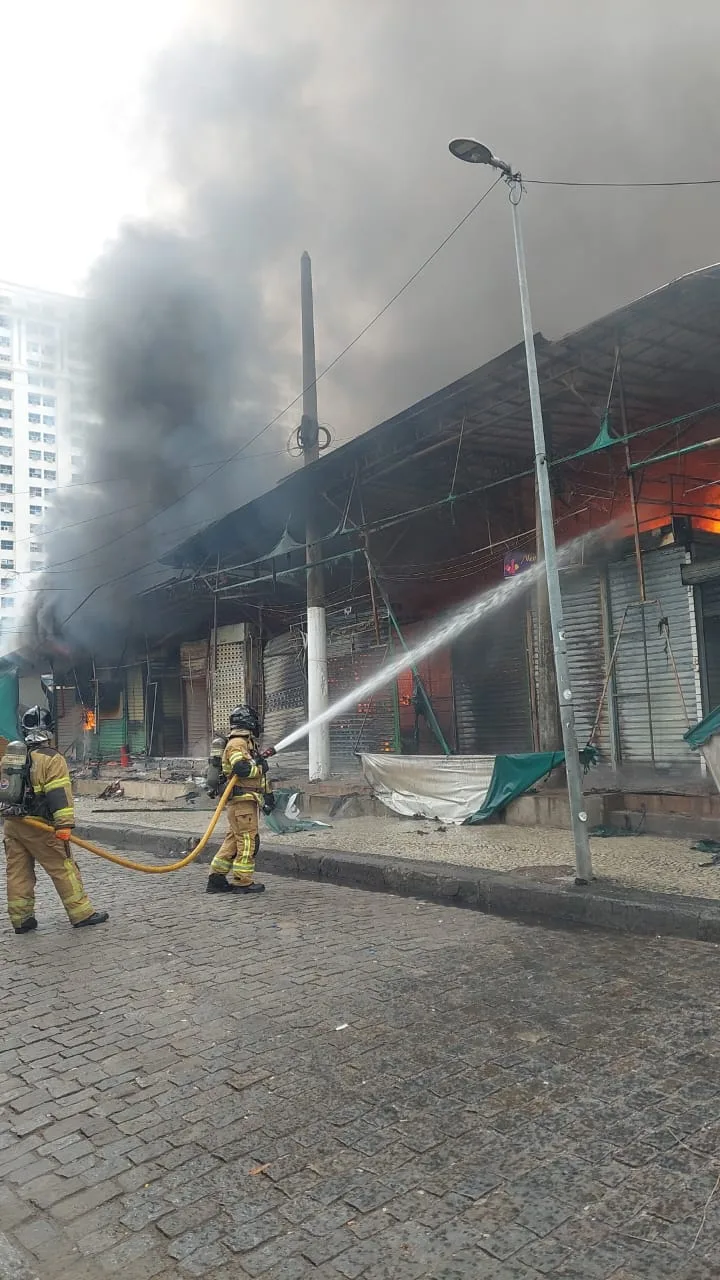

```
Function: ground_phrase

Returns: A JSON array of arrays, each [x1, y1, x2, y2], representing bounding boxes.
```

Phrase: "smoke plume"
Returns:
[[23, 0, 720, 653]]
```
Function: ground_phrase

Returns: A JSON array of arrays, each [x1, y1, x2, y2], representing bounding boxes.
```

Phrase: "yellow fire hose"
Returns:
[[18, 775, 237, 874]]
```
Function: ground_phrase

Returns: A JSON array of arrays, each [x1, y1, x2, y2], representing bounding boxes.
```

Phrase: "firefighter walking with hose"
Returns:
[[205, 704, 275, 895], [2, 706, 109, 934]]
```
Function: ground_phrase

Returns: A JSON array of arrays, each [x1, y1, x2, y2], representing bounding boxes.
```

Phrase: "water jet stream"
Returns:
[[273, 528, 610, 754]]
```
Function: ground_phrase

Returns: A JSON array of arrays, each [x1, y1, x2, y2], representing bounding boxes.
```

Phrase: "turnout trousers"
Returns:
[[210, 798, 260, 886], [4, 818, 95, 928]]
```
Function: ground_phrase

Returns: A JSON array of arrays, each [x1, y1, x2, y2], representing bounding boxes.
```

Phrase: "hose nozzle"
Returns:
[[261, 746, 277, 759]]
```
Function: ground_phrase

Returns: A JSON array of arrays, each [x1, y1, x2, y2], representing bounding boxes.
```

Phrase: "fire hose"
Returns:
[[18, 773, 237, 874]]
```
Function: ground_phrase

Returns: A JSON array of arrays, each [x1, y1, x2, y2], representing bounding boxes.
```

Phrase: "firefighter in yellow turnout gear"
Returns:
[[206, 704, 275, 895], [3, 707, 109, 934]]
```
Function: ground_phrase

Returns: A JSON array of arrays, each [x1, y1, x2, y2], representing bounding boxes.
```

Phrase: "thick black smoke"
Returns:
[[27, 226, 276, 653], [23, 0, 720, 653]]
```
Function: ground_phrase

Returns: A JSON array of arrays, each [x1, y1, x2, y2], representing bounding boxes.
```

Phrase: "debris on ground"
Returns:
[[98, 780, 124, 800], [693, 839, 720, 868]]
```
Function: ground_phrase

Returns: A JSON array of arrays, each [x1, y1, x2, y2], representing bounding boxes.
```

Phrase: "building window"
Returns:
[[0, 370, 10, 381], [0, 390, 11, 402], [29, 505, 42, 516], [29, 469, 41, 480], [1, 597, 15, 609], [0, 337, 10, 349], [29, 487, 42, 497], [0, 560, 14, 570], [0, 578, 12, 589], [28, 414, 41, 424], [44, 472, 56, 482], [28, 394, 41, 406], [0, 503, 12, 513], [0, 485, 11, 494], [0, 410, 11, 420], [29, 450, 41, 461], [0, 429, 12, 441], [28, 431, 41, 442], [0, 466, 12, 476], [44, 452, 56, 463], [0, 522, 12, 533], [28, 375, 41, 387], [42, 419, 55, 429], [29, 542, 42, 553], [0, 448, 11, 458], [42, 396, 55, 407], [0, 540, 13, 550]]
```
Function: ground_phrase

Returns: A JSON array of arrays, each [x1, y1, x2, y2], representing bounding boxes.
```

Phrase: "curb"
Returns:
[[81, 822, 720, 944]]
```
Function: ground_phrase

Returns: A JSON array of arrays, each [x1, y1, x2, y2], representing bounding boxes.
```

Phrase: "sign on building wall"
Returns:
[[504, 550, 537, 579]]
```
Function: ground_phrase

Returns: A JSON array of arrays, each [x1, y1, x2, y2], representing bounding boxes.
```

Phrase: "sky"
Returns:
[[8, 0, 720, 650], [1, 1, 198, 294]]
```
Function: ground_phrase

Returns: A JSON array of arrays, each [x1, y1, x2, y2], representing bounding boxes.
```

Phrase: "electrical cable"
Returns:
[[526, 177, 720, 189]]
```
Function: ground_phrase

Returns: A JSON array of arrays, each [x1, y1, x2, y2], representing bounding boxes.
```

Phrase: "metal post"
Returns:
[[300, 251, 330, 781], [509, 181, 592, 883]]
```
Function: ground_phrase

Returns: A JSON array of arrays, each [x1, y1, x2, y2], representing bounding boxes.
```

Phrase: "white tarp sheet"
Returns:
[[361, 753, 497, 824]]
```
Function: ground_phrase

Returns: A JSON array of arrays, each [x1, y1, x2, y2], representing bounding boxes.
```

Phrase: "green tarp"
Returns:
[[684, 705, 720, 750], [465, 751, 565, 824], [0, 672, 19, 743], [263, 788, 330, 834]]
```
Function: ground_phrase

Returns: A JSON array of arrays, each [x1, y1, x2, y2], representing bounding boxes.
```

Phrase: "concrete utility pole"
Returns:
[[448, 138, 592, 884], [300, 251, 330, 781]]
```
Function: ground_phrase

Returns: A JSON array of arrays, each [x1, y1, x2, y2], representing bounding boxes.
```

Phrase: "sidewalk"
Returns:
[[74, 801, 720, 943]]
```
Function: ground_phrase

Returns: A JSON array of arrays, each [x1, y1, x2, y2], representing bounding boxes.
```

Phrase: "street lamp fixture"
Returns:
[[448, 137, 593, 885]]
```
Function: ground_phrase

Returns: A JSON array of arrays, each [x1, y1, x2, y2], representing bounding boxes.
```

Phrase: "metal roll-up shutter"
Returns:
[[327, 621, 395, 766], [262, 630, 307, 771], [700, 579, 720, 712], [211, 624, 246, 732], [452, 597, 533, 754], [56, 686, 84, 760], [559, 566, 612, 760], [156, 676, 183, 757], [126, 665, 146, 755], [609, 548, 701, 767], [181, 641, 209, 758]]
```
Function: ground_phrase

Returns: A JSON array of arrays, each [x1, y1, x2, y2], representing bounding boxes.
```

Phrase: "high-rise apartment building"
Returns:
[[0, 281, 89, 632]]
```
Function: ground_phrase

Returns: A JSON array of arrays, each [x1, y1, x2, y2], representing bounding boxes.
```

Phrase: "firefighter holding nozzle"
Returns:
[[205, 704, 275, 895], [1, 706, 109, 934]]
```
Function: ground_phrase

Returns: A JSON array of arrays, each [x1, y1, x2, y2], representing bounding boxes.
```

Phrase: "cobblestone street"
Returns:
[[2, 855, 720, 1279]]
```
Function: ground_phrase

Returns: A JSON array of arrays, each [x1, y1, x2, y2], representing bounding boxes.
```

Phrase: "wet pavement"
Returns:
[[1, 853, 720, 1279]]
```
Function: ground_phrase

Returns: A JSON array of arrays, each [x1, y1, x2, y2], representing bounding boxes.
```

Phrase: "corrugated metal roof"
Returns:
[[165, 263, 720, 571]]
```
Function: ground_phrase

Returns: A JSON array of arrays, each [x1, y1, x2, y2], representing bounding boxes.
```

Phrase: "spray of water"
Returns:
[[273, 528, 610, 753]]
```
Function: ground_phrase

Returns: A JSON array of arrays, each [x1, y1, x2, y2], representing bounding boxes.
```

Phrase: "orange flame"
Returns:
[[83, 710, 96, 731]]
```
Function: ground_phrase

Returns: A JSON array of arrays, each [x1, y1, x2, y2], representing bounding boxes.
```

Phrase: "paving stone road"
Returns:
[[1, 854, 720, 1280]]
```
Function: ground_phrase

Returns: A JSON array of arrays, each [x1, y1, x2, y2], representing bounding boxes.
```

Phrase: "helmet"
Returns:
[[229, 704, 260, 736], [21, 705, 53, 741]]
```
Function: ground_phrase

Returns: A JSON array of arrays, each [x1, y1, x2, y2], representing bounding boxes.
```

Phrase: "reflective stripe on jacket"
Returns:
[[27, 745, 75, 829]]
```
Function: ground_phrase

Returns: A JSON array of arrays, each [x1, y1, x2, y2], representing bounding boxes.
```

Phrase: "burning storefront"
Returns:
[[8, 265, 720, 815], [143, 265, 720, 798]]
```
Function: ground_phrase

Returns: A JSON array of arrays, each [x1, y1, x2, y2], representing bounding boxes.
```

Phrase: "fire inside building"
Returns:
[[9, 265, 720, 826]]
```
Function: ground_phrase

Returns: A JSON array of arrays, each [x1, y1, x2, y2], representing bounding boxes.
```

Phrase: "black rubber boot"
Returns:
[[206, 874, 237, 894], [234, 882, 266, 895], [73, 911, 109, 929], [14, 916, 38, 935]]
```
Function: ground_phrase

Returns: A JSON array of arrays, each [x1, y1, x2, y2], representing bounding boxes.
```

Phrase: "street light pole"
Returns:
[[448, 139, 592, 884]]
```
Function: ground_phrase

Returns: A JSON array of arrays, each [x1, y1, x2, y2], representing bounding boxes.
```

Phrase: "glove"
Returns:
[[262, 794, 276, 815], [55, 828, 72, 842], [254, 754, 269, 775]]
